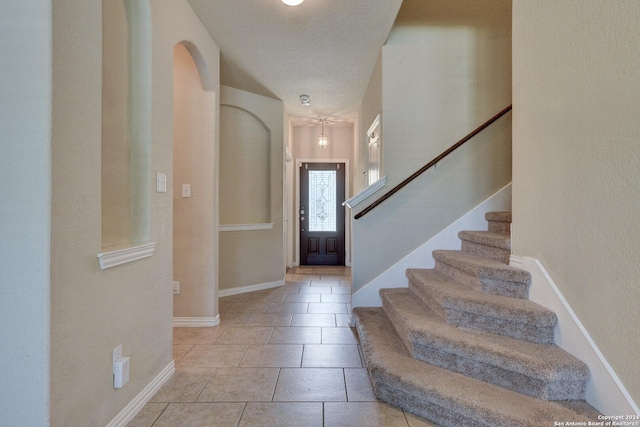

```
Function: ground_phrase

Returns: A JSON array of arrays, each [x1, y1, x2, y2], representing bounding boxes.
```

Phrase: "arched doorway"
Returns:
[[172, 42, 219, 326]]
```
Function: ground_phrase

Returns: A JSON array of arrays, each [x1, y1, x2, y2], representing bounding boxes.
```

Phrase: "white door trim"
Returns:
[[295, 158, 351, 267]]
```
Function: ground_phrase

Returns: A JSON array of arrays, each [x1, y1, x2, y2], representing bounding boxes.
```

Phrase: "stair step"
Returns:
[[353, 306, 598, 427], [458, 230, 511, 264], [433, 250, 531, 298], [407, 269, 557, 344], [486, 211, 512, 233], [380, 288, 589, 401]]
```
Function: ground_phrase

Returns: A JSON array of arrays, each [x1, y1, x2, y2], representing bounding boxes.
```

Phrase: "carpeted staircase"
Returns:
[[353, 212, 600, 426]]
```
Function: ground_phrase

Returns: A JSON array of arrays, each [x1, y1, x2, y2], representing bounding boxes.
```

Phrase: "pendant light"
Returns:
[[318, 119, 328, 149], [282, 0, 304, 6]]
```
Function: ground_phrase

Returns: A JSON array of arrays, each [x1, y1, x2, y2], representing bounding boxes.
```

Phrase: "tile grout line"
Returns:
[[235, 403, 247, 427], [270, 367, 282, 403], [149, 402, 169, 427], [193, 368, 217, 403], [342, 368, 349, 402]]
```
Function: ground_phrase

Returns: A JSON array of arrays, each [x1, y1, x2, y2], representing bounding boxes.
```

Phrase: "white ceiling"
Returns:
[[186, 0, 403, 125]]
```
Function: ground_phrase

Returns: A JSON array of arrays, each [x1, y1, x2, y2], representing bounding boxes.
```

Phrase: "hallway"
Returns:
[[127, 267, 435, 426]]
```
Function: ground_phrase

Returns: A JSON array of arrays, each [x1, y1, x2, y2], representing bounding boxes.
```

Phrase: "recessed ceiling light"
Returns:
[[282, 0, 304, 6], [300, 95, 311, 106]]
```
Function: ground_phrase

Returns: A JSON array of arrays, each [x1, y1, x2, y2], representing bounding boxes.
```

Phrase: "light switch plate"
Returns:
[[156, 173, 167, 193], [182, 184, 191, 198]]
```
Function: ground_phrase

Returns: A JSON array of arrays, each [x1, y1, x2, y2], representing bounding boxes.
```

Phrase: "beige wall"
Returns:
[[219, 105, 271, 224], [351, 0, 512, 291], [49, 1, 219, 425], [219, 86, 285, 291], [172, 43, 218, 319], [0, 2, 51, 425], [382, 0, 512, 180], [512, 0, 640, 407], [292, 124, 355, 163]]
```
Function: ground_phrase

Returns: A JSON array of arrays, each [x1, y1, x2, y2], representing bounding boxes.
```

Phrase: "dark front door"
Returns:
[[300, 162, 345, 265]]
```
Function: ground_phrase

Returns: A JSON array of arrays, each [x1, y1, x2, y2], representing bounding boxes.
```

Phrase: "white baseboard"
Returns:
[[352, 183, 512, 308], [218, 279, 285, 297], [105, 361, 175, 427], [511, 255, 639, 416], [173, 315, 220, 327]]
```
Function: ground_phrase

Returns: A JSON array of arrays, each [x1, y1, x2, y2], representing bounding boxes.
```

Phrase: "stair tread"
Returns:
[[354, 306, 597, 427], [458, 230, 511, 250], [407, 268, 556, 327], [485, 211, 512, 222], [433, 250, 530, 283], [381, 287, 589, 381]]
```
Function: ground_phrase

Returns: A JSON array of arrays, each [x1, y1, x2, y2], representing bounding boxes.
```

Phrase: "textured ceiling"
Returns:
[[186, 0, 403, 124]]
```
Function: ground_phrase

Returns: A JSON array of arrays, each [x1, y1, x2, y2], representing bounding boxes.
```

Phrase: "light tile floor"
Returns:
[[128, 267, 438, 427]]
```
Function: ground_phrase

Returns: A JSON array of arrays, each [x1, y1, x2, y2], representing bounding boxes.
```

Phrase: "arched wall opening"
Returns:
[[172, 42, 218, 321]]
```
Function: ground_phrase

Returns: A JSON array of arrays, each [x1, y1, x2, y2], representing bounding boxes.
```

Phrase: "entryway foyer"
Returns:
[[128, 267, 436, 426]]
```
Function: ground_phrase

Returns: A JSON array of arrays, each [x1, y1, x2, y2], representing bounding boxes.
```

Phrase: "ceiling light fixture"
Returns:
[[282, 0, 304, 6], [318, 119, 328, 149], [300, 94, 310, 106]]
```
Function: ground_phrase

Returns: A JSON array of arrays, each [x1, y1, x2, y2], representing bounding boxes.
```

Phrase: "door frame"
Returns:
[[295, 158, 350, 267]]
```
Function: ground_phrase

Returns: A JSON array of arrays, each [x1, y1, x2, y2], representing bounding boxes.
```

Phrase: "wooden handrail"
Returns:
[[354, 104, 512, 220]]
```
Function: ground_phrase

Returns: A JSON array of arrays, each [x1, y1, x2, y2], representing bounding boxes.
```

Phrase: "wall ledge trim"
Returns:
[[219, 223, 274, 232], [343, 176, 386, 209], [511, 255, 639, 416], [218, 279, 285, 297], [173, 315, 220, 327], [105, 361, 175, 427], [97, 242, 157, 270]]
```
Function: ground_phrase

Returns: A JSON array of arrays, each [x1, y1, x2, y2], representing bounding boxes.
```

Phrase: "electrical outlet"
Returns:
[[113, 344, 130, 388], [114, 356, 130, 388], [173, 281, 180, 294]]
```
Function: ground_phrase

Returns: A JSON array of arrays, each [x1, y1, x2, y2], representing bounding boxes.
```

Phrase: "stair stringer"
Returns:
[[352, 184, 511, 309], [512, 255, 640, 416]]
